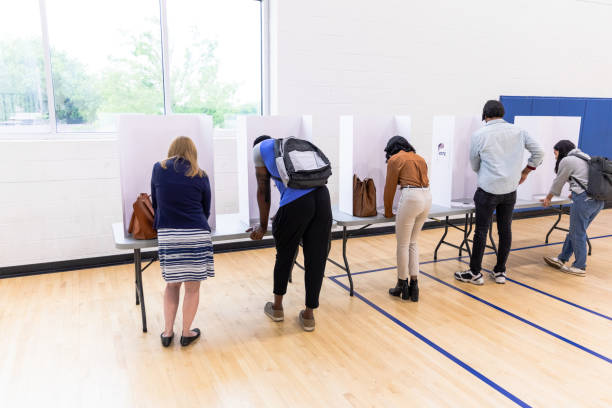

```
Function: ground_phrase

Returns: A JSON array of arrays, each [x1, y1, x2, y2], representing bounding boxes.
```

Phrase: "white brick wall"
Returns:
[[3, 0, 612, 267], [270, 0, 612, 205], [0, 134, 240, 267]]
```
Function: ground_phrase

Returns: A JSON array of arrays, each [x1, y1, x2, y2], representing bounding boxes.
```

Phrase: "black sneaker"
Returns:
[[454, 270, 484, 285]]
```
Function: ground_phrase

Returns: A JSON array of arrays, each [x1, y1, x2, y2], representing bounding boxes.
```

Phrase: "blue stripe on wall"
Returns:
[[500, 96, 612, 159]]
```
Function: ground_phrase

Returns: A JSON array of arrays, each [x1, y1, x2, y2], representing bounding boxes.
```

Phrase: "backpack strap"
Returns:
[[568, 152, 589, 162], [270, 138, 285, 183], [570, 176, 588, 191], [567, 152, 589, 191]]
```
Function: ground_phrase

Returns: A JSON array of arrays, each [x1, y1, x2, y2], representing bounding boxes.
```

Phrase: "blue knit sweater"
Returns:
[[151, 158, 211, 231]]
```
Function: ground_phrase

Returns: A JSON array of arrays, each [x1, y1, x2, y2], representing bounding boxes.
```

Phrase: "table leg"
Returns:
[[134, 249, 147, 333], [289, 246, 299, 283], [434, 216, 450, 261], [465, 213, 474, 258], [135, 262, 140, 305], [460, 213, 473, 258], [488, 220, 498, 255], [342, 226, 354, 296], [587, 236, 592, 256], [545, 206, 563, 244]]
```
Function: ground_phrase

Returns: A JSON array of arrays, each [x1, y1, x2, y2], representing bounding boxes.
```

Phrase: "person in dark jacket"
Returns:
[[151, 136, 213, 347]]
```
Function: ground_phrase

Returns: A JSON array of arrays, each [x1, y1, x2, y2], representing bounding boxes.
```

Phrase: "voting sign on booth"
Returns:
[[338, 115, 412, 215], [236, 115, 313, 226], [118, 114, 215, 235], [430, 116, 482, 208]]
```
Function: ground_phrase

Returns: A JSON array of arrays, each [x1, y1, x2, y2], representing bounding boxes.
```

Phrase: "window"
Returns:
[[167, 0, 262, 128], [0, 0, 49, 130], [0, 0, 263, 134], [46, 0, 164, 132]]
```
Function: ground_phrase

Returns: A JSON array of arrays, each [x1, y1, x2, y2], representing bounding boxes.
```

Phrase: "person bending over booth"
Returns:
[[383, 136, 431, 302], [248, 135, 332, 332], [455, 100, 545, 285], [541, 140, 605, 276], [151, 136, 214, 348]]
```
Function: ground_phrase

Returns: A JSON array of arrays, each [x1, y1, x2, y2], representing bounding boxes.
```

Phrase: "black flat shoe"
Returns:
[[389, 279, 408, 297], [409, 279, 419, 302], [180, 328, 201, 347], [160, 332, 174, 347]]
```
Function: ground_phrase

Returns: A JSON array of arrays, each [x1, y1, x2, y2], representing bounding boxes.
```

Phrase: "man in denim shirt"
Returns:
[[455, 100, 545, 285]]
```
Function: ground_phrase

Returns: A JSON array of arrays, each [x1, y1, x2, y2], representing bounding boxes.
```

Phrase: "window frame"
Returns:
[[0, 0, 268, 139]]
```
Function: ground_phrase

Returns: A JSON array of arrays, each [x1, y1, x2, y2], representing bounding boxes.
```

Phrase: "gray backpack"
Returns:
[[273, 137, 332, 189], [570, 153, 612, 201]]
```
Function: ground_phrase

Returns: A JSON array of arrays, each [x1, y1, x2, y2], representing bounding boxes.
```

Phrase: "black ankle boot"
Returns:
[[409, 279, 419, 302], [389, 279, 408, 297]]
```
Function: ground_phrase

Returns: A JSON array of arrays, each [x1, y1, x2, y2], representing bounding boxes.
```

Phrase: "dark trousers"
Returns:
[[470, 188, 516, 274], [272, 187, 332, 309]]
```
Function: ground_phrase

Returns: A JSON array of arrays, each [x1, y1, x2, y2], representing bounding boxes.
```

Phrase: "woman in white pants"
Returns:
[[383, 136, 432, 301]]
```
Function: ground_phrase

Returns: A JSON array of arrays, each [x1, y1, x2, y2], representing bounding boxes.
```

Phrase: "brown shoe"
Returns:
[[298, 310, 315, 332], [264, 302, 284, 322]]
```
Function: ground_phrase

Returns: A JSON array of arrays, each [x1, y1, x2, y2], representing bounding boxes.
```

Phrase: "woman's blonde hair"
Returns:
[[160, 136, 205, 178]]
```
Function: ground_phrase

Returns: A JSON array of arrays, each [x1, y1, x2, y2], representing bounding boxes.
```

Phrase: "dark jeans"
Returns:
[[470, 188, 517, 274], [272, 187, 332, 309]]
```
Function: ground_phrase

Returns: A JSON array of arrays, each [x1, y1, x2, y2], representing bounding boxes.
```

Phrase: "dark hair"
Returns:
[[553, 140, 576, 174], [482, 100, 505, 121], [384, 135, 415, 162], [253, 135, 272, 147]]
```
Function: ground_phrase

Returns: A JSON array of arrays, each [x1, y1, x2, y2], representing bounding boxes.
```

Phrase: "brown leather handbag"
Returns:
[[128, 193, 157, 240], [353, 175, 377, 217]]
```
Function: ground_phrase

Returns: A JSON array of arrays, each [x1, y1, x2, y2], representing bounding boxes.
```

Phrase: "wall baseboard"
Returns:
[[0, 206, 604, 279]]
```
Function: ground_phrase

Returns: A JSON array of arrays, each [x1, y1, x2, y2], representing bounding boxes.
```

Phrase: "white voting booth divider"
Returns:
[[430, 116, 482, 208], [118, 114, 215, 236], [514, 116, 582, 201], [236, 115, 313, 226], [338, 115, 412, 215]]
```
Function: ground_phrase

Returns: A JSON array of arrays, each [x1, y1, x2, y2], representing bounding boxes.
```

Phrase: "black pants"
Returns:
[[272, 187, 332, 309], [470, 188, 516, 274]]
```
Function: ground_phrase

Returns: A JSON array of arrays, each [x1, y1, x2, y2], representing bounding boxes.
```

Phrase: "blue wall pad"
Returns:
[[500, 96, 612, 159]]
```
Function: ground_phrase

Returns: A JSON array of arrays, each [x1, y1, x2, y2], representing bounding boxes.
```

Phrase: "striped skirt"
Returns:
[[157, 228, 215, 282]]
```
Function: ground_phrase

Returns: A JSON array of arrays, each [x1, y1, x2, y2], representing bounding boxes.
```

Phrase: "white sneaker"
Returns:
[[491, 271, 506, 284], [454, 270, 484, 285], [560, 265, 586, 277], [543, 256, 565, 269]]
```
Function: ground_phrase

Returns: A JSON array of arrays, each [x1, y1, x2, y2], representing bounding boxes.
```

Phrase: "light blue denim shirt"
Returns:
[[470, 119, 545, 195]]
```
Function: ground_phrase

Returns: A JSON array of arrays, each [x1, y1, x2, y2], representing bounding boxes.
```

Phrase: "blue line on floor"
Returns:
[[327, 253, 473, 279], [457, 259, 612, 321], [332, 264, 612, 363], [329, 266, 395, 279], [329, 233, 612, 321], [500, 234, 612, 253], [328, 276, 532, 408], [418, 270, 611, 364]]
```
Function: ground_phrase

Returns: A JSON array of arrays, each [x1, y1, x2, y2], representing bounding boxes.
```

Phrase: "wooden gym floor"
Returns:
[[1, 211, 611, 407]]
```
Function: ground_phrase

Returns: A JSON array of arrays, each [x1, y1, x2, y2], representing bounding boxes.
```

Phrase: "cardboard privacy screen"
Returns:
[[514, 116, 581, 200], [118, 114, 215, 236], [236, 115, 312, 226], [430, 115, 581, 206], [430, 116, 482, 207], [338, 115, 412, 215]]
